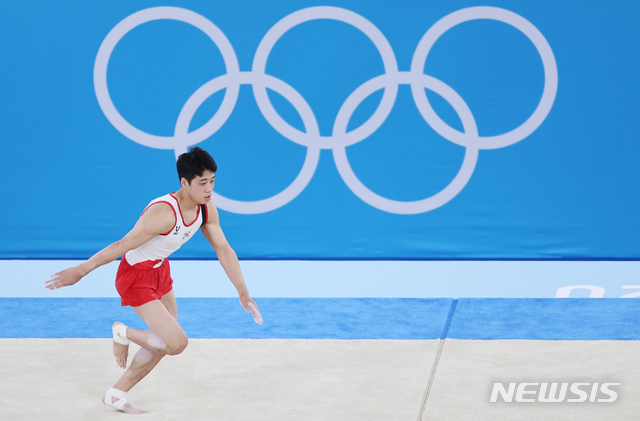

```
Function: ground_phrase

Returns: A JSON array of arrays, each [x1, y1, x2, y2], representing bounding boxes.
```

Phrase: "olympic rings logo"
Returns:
[[94, 6, 557, 214]]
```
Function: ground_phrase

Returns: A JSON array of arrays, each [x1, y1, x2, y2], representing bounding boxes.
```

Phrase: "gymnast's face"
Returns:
[[183, 170, 215, 204]]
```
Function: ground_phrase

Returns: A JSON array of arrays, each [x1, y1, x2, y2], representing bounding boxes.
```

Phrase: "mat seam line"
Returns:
[[417, 298, 458, 421]]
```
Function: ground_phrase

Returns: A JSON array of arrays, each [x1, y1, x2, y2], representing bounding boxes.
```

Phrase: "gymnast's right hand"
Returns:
[[46, 266, 84, 290]]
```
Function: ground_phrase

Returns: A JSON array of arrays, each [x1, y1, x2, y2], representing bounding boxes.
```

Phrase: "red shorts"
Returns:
[[115, 255, 173, 307]]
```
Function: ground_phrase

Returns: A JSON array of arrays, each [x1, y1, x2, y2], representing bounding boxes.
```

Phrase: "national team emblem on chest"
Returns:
[[182, 230, 191, 240]]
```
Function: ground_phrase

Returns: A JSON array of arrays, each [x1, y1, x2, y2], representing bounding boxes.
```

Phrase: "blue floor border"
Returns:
[[0, 298, 638, 340], [447, 298, 640, 340]]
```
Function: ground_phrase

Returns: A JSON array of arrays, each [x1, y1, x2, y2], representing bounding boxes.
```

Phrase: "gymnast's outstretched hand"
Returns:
[[240, 295, 263, 325], [45, 266, 84, 290]]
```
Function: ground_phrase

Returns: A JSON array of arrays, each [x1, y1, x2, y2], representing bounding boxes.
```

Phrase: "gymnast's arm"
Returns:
[[45, 203, 175, 290], [200, 201, 262, 321]]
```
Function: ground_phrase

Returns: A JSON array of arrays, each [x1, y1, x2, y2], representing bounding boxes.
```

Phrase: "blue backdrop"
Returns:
[[1, 0, 639, 259]]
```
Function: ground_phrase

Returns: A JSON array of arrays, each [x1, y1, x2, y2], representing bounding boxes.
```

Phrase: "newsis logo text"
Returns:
[[490, 382, 620, 403]]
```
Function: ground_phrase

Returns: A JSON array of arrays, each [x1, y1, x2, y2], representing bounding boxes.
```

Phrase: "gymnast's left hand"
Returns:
[[45, 266, 84, 290], [240, 295, 263, 325]]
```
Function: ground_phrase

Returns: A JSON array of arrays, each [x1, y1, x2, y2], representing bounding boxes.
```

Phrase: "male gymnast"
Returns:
[[46, 147, 262, 414]]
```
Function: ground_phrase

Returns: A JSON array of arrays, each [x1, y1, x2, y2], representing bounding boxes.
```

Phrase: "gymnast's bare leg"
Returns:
[[102, 290, 188, 414]]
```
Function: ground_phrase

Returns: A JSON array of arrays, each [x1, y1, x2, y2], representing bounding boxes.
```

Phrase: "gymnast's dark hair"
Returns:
[[176, 146, 217, 183]]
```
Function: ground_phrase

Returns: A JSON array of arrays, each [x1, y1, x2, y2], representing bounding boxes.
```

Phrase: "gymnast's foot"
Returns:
[[112, 322, 130, 369], [102, 389, 148, 415]]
